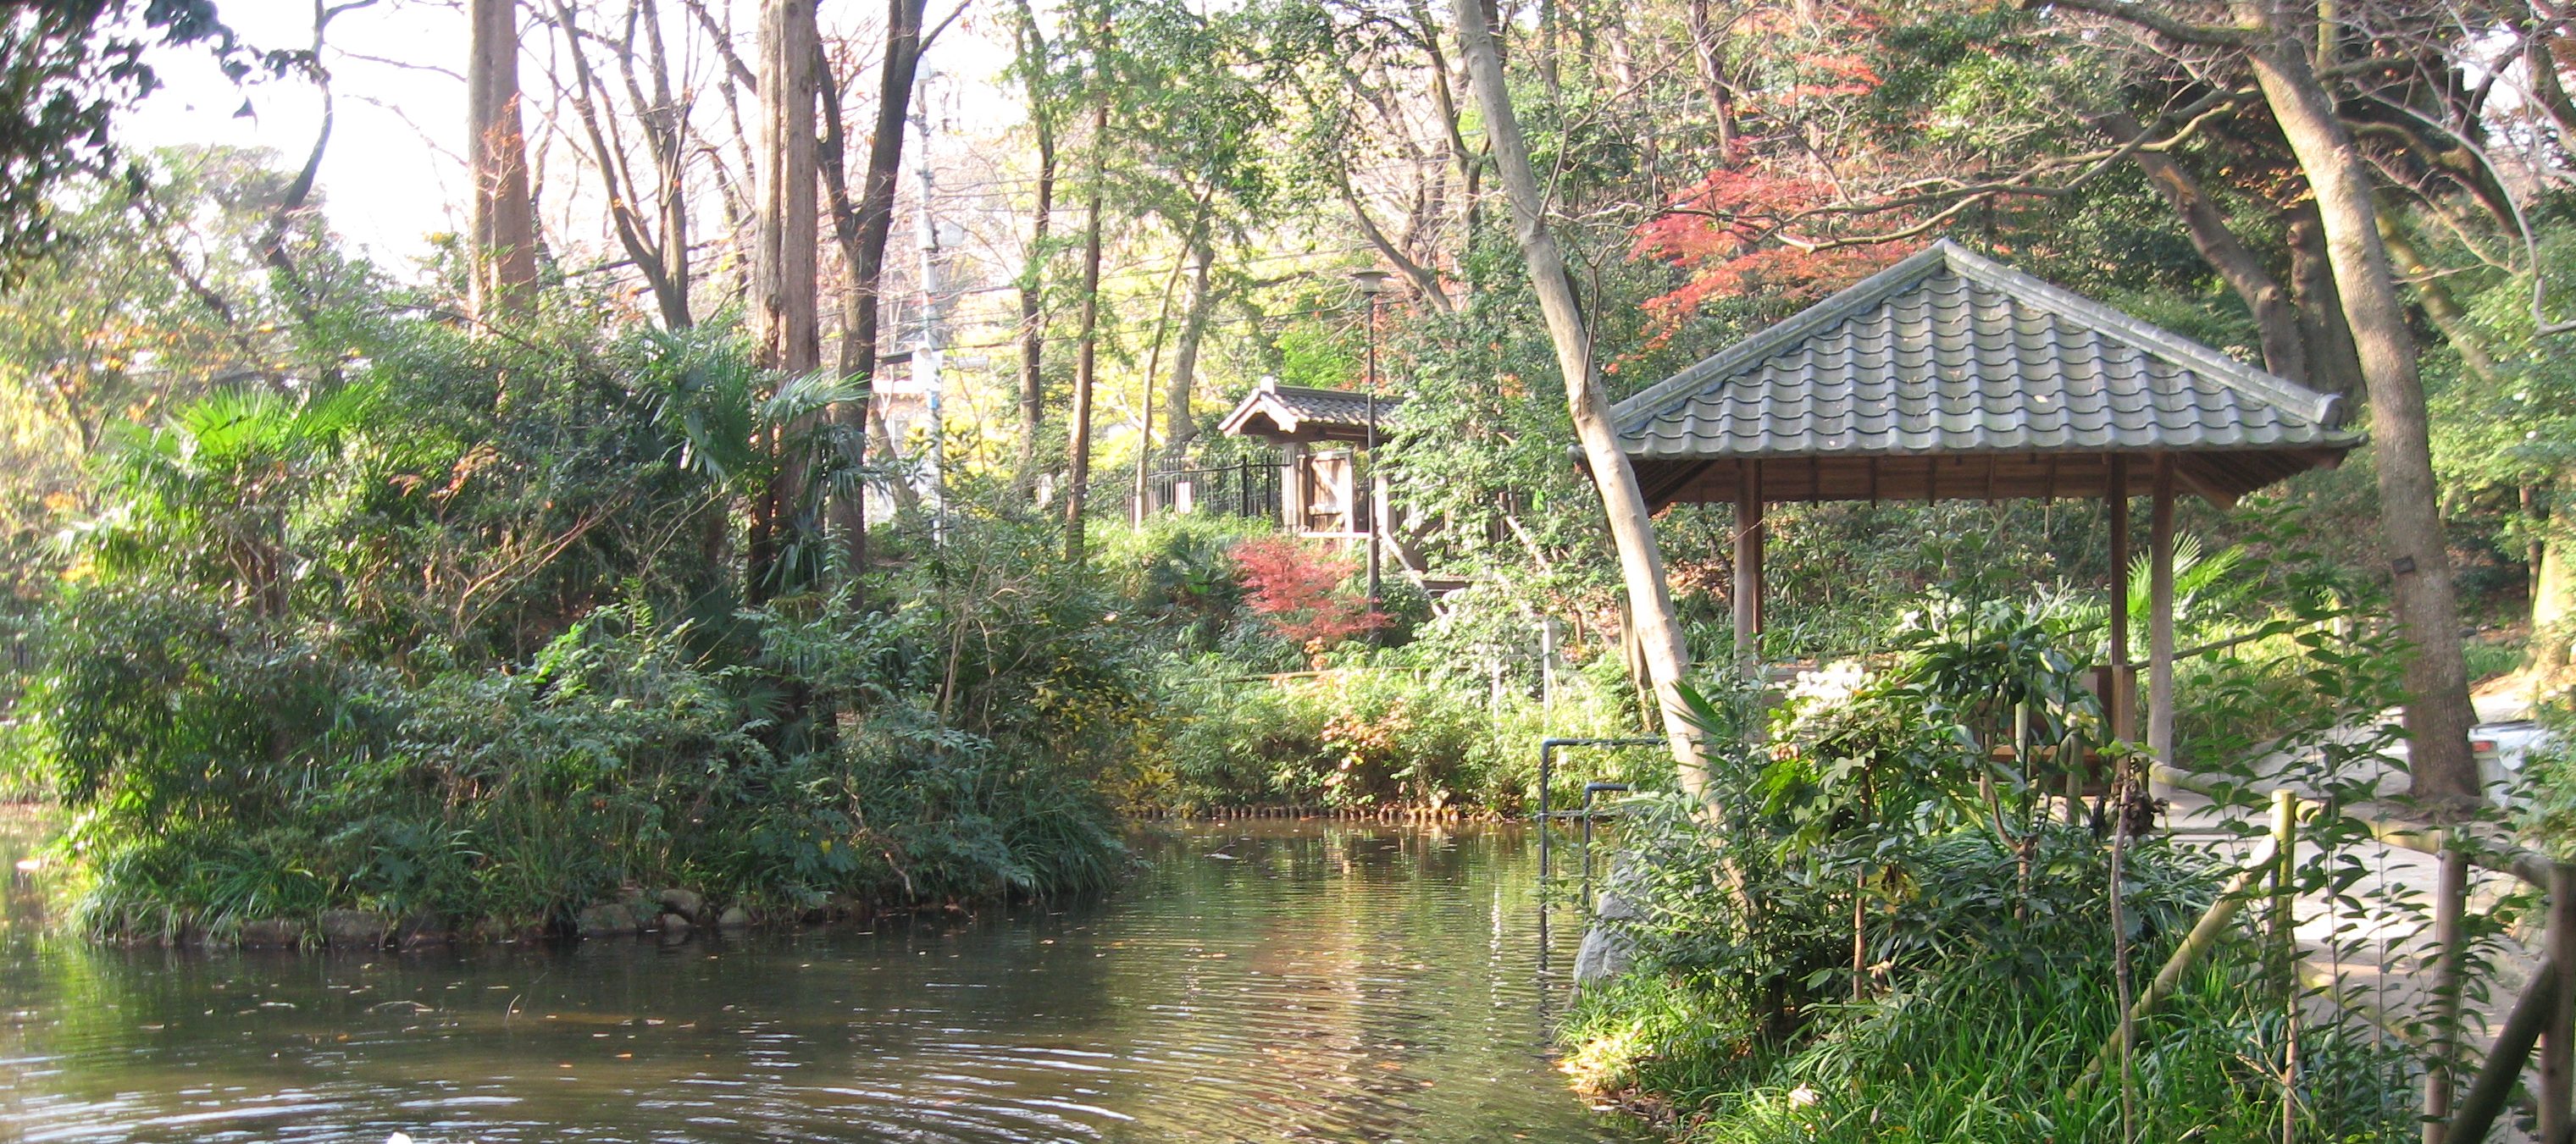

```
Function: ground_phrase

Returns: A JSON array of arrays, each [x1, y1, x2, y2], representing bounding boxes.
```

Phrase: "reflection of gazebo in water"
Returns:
[[1610, 240, 2362, 760]]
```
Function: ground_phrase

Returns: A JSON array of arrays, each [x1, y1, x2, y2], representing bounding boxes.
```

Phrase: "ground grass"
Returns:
[[1559, 954, 2417, 1143]]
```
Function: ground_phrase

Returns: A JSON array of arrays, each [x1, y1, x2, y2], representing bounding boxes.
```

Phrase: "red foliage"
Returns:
[[1229, 536, 1387, 655], [1624, 163, 1916, 349], [1620, 8, 1915, 340]]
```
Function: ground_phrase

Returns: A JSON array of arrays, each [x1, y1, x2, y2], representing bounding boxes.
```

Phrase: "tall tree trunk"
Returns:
[[1454, 0, 1713, 804], [1065, 1, 1111, 564], [1166, 231, 1216, 454], [817, 0, 932, 556], [754, 0, 820, 373], [2378, 214, 2501, 385], [750, 0, 820, 596], [2284, 200, 2367, 401], [2235, 0, 2483, 807], [638, 0, 691, 328], [468, 0, 539, 323], [1013, 0, 1057, 494], [2098, 110, 2305, 383], [1687, 0, 1736, 158], [1065, 94, 1107, 564]]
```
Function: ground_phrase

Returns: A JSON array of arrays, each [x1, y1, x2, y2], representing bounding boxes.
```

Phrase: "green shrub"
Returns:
[[13, 307, 1161, 938], [1143, 652, 1653, 812]]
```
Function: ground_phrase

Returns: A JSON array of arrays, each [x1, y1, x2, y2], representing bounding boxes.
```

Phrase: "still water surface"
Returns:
[[0, 815, 1646, 1143]]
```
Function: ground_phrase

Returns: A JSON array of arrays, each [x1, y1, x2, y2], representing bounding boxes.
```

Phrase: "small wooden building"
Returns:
[[1609, 240, 2363, 761], [1217, 379, 1404, 545]]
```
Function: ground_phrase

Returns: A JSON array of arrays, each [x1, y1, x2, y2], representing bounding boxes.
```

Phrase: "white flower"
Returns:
[[1787, 660, 1867, 706]]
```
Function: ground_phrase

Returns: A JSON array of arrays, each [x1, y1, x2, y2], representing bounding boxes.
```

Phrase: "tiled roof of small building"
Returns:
[[1611, 240, 2360, 466], [1219, 379, 1403, 445]]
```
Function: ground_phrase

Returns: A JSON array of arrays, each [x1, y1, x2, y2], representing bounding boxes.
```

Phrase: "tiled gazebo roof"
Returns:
[[1219, 379, 1402, 445], [1610, 240, 2362, 507]]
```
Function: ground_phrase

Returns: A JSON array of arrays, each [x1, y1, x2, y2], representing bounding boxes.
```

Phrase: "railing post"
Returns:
[[2426, 838, 2467, 1144], [2545, 863, 2576, 1144], [1537, 741, 1554, 893]]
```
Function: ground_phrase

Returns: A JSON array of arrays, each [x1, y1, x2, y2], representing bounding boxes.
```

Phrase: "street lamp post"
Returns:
[[1351, 268, 1390, 636]]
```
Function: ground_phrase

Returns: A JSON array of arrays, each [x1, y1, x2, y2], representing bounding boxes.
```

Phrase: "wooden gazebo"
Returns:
[[1610, 240, 2363, 758], [1218, 379, 1405, 544]]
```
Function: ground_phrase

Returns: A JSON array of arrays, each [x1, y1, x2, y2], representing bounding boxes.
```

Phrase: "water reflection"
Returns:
[[0, 819, 1647, 1143]]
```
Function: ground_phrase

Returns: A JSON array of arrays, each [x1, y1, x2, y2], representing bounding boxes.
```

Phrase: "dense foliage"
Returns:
[[21, 307, 1150, 941], [1554, 592, 2429, 1143]]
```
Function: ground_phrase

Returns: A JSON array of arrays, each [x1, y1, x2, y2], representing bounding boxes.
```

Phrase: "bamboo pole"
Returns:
[[2426, 840, 2466, 1144], [2274, 788, 2298, 1144], [2446, 957, 2562, 1144], [2080, 836, 2282, 1089], [2545, 864, 2576, 1143]]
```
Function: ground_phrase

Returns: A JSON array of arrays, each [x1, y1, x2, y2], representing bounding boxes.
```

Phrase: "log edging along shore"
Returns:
[[1128, 804, 1505, 823]]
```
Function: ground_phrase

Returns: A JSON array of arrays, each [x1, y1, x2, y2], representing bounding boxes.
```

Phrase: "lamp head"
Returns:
[[1349, 268, 1393, 296]]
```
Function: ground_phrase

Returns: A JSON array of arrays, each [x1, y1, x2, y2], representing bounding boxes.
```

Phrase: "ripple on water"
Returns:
[[0, 822, 1648, 1143]]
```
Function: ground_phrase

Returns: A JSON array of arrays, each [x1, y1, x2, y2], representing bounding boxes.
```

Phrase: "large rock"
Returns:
[[715, 906, 751, 930], [238, 918, 301, 948], [1572, 854, 1646, 989], [576, 903, 639, 937], [1589, 853, 1648, 922], [1572, 924, 1635, 987], [655, 888, 706, 924], [319, 909, 391, 948]]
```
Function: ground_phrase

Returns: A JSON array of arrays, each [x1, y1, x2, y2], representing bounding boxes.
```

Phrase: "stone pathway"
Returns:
[[2153, 774, 2549, 1140]]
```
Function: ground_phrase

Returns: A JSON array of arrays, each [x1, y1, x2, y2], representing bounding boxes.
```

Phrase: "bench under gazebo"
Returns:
[[1609, 239, 2363, 758]]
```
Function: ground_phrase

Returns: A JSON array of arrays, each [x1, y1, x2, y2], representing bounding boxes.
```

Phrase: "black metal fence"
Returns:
[[1143, 457, 1281, 522]]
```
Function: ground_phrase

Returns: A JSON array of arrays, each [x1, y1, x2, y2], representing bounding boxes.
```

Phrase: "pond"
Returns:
[[0, 813, 1649, 1143]]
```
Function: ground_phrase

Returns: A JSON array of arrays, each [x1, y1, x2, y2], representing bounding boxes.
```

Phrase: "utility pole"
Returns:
[[911, 74, 946, 540]]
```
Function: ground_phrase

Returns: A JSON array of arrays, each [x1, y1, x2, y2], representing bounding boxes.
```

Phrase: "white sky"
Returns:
[[127, 0, 467, 268], [123, 0, 1017, 277]]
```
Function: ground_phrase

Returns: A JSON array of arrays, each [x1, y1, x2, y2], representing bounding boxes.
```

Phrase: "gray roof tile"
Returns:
[[1217, 380, 1403, 444], [1612, 240, 2360, 462]]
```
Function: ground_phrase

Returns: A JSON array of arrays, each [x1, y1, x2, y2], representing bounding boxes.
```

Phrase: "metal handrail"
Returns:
[[1533, 737, 1663, 894], [1579, 782, 1632, 910]]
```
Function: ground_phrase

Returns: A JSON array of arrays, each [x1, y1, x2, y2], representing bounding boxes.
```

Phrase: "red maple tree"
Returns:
[[1229, 536, 1386, 655]]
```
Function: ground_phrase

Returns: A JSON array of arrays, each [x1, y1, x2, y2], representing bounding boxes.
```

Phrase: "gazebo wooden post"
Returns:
[[1734, 462, 1764, 681], [2108, 456, 2133, 743], [1282, 441, 1307, 533], [2149, 454, 2179, 767]]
